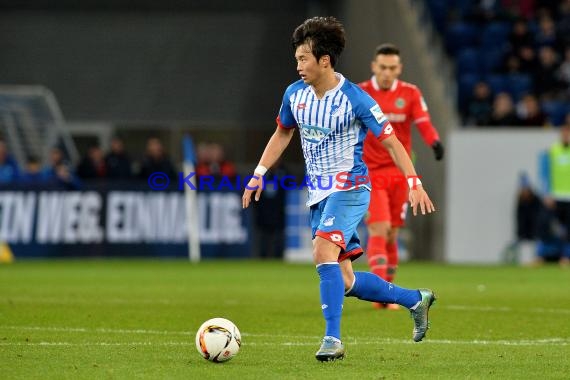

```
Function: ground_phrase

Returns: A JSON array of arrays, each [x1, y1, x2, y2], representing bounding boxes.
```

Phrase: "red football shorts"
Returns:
[[366, 168, 409, 227]]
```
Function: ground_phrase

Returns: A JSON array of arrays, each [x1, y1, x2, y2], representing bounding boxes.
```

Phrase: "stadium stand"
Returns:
[[425, 0, 570, 127]]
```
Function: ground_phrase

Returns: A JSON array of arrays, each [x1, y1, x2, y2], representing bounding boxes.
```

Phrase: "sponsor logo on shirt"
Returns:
[[369, 104, 386, 124], [300, 123, 331, 144]]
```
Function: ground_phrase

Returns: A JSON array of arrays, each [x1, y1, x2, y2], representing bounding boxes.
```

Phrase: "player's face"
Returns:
[[295, 44, 323, 86], [371, 54, 402, 89]]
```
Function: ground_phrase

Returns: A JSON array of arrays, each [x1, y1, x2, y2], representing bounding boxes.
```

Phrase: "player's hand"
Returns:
[[432, 141, 444, 161], [242, 174, 264, 209], [409, 185, 436, 216], [543, 196, 556, 210]]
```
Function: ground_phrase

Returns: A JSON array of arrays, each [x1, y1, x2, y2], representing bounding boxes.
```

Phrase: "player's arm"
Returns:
[[381, 134, 435, 216], [356, 89, 434, 215], [242, 126, 294, 209], [411, 89, 444, 160]]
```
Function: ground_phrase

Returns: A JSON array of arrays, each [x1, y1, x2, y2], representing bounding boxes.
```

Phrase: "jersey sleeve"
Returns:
[[411, 87, 440, 146], [354, 89, 394, 140], [276, 89, 297, 129]]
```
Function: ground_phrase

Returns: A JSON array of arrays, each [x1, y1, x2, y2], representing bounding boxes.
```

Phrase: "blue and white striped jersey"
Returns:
[[277, 73, 394, 206]]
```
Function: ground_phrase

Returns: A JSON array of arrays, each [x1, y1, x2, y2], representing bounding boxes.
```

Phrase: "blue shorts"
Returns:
[[310, 188, 370, 262]]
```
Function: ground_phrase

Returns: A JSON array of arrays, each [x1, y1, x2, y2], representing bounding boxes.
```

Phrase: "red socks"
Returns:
[[366, 236, 387, 280], [386, 240, 398, 283]]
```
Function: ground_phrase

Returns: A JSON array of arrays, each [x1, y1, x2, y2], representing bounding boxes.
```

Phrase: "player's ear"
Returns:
[[320, 55, 331, 68]]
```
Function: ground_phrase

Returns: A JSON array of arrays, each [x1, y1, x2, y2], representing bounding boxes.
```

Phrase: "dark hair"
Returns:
[[375, 43, 400, 57], [291, 16, 345, 67], [27, 155, 40, 164]]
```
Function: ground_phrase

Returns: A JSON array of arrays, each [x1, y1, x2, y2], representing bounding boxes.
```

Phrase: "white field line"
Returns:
[[445, 305, 570, 314], [0, 339, 568, 347], [0, 325, 194, 336], [3, 296, 570, 315], [0, 326, 569, 346]]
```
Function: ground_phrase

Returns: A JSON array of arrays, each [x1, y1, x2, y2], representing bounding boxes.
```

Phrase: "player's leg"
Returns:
[[556, 201, 570, 266], [366, 220, 390, 280], [386, 227, 400, 283], [313, 188, 369, 361], [343, 254, 436, 342], [365, 174, 391, 307], [314, 236, 346, 362], [383, 227, 401, 310], [313, 236, 343, 342], [382, 178, 410, 309], [311, 200, 344, 344], [386, 177, 409, 283]]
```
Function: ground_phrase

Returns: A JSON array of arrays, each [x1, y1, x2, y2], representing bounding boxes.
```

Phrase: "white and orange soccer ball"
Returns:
[[195, 318, 241, 363]]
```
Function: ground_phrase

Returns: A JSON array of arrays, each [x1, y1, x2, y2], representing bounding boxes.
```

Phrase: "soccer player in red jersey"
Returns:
[[359, 44, 444, 309]]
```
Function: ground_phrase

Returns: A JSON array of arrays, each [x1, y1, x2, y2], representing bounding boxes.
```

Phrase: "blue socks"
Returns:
[[316, 263, 344, 340], [346, 271, 421, 309]]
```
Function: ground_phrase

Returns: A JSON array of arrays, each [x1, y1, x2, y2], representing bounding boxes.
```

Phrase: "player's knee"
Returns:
[[312, 237, 340, 264], [339, 261, 355, 291], [387, 228, 399, 244], [368, 221, 390, 237], [342, 270, 354, 291]]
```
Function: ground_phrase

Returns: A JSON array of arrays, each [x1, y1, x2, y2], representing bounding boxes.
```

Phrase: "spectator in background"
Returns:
[[19, 156, 46, 184], [509, 19, 534, 54], [77, 144, 107, 179], [468, 0, 507, 23], [502, 54, 523, 75], [489, 92, 521, 126], [105, 136, 132, 178], [536, 0, 560, 20], [502, 0, 535, 20], [534, 14, 560, 50], [466, 81, 493, 126], [534, 46, 564, 98], [195, 142, 236, 178], [253, 160, 288, 260], [516, 94, 548, 126], [558, 0, 570, 48], [557, 47, 570, 91], [42, 147, 81, 189], [516, 173, 541, 241], [139, 137, 176, 179], [517, 45, 538, 73], [537, 125, 570, 266], [0, 138, 19, 184]]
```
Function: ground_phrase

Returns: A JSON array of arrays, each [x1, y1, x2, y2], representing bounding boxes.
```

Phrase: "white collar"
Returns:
[[372, 76, 398, 91], [310, 72, 345, 98]]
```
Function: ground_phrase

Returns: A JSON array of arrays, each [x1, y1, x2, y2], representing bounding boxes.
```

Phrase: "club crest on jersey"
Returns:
[[329, 104, 344, 117], [395, 98, 406, 109], [300, 123, 331, 144], [369, 104, 386, 124]]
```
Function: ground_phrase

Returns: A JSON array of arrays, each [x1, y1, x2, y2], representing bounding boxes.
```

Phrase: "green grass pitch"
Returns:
[[1, 260, 569, 379]]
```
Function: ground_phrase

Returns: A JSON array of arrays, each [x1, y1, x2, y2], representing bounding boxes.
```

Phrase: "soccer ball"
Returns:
[[195, 318, 241, 363]]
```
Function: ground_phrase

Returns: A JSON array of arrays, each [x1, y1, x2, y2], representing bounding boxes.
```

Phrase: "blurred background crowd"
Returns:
[[431, 0, 570, 126]]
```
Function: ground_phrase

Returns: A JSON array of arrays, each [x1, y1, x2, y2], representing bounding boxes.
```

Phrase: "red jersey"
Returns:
[[359, 78, 440, 170]]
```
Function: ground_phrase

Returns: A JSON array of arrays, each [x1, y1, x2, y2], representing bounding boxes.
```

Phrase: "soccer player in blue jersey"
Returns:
[[242, 16, 436, 362]]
